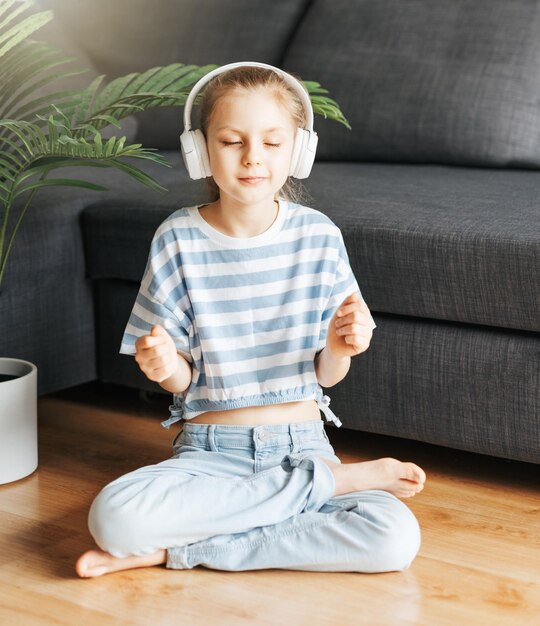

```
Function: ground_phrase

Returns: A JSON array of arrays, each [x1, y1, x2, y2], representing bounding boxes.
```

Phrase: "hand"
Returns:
[[134, 325, 179, 383], [326, 292, 374, 358]]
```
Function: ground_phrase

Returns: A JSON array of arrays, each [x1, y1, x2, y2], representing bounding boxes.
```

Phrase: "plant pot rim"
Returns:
[[0, 357, 37, 382]]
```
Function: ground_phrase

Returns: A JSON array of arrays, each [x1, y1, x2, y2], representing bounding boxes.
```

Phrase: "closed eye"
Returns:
[[220, 141, 281, 147]]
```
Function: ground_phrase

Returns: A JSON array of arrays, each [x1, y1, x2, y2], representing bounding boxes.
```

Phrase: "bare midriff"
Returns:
[[189, 399, 321, 425]]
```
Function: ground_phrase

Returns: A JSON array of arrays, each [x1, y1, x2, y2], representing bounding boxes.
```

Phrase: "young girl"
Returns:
[[76, 62, 426, 578]]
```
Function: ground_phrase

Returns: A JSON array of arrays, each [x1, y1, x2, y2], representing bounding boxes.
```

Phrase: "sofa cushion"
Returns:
[[45, 0, 312, 149], [1, 188, 98, 394], [284, 0, 540, 167], [305, 162, 540, 333], [331, 315, 540, 464], [82, 154, 539, 333]]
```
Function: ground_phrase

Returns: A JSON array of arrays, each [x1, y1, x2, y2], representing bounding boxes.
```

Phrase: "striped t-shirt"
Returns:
[[120, 199, 376, 422]]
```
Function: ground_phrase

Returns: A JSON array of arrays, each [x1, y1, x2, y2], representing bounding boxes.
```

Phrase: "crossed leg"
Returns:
[[76, 456, 425, 578]]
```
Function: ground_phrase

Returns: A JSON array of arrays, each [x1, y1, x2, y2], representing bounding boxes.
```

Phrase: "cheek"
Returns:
[[275, 147, 294, 177], [207, 147, 232, 175]]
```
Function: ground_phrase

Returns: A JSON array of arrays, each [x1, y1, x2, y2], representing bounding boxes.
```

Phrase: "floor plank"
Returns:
[[0, 382, 538, 626]]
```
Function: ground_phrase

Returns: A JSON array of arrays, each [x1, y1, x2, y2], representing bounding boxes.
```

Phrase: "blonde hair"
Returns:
[[198, 66, 311, 205]]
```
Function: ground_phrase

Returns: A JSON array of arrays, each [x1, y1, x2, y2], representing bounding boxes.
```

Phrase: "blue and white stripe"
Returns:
[[120, 200, 373, 420]]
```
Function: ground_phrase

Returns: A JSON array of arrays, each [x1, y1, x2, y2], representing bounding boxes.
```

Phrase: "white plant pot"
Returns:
[[0, 358, 38, 485]]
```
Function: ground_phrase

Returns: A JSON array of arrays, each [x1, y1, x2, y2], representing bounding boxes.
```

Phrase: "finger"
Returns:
[[338, 291, 361, 310], [336, 303, 359, 318], [146, 365, 174, 383], [344, 335, 370, 352], [344, 291, 361, 304], [336, 324, 372, 338], [147, 343, 171, 357], [137, 335, 163, 350], [141, 355, 174, 375], [140, 349, 175, 369], [151, 325, 169, 337], [135, 345, 164, 369], [336, 293, 367, 316], [335, 310, 374, 329]]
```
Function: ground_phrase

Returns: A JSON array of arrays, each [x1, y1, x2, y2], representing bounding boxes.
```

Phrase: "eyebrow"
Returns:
[[215, 126, 289, 133]]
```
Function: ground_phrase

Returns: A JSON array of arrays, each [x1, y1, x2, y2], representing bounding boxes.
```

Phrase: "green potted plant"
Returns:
[[0, 0, 350, 483]]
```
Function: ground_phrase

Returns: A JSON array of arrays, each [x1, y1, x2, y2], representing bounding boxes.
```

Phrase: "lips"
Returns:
[[238, 177, 267, 184]]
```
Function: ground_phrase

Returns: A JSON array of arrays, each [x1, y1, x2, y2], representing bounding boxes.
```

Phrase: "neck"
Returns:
[[204, 197, 279, 238]]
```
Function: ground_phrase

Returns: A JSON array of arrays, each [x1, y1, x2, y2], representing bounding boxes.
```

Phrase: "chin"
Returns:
[[226, 188, 280, 206]]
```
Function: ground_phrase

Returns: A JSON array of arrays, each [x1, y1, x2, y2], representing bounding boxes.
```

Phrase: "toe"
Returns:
[[402, 463, 420, 483], [405, 463, 426, 484], [414, 465, 427, 484], [399, 488, 417, 498], [75, 550, 110, 578], [75, 558, 91, 578]]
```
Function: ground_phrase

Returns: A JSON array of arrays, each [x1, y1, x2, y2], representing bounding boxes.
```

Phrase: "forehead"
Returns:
[[208, 87, 296, 132]]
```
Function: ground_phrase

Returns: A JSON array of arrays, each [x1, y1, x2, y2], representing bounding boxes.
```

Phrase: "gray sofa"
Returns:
[[4, 0, 538, 463]]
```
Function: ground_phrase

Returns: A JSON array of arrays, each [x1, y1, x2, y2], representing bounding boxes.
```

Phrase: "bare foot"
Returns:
[[321, 457, 426, 498], [76, 548, 167, 578]]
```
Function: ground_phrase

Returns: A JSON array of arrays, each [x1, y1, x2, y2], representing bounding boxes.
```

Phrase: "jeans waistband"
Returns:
[[179, 419, 327, 449]]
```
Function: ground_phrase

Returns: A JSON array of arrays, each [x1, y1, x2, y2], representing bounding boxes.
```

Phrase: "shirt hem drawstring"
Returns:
[[161, 394, 185, 429], [161, 391, 342, 429], [315, 394, 342, 428]]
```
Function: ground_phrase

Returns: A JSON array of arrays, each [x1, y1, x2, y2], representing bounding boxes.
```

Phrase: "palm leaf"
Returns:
[[0, 0, 30, 25], [0, 117, 170, 196], [3, 66, 88, 117], [0, 114, 171, 285], [69, 63, 217, 133], [0, 39, 90, 149], [12, 177, 108, 199], [303, 81, 351, 129], [0, 2, 52, 58], [0, 41, 84, 114]]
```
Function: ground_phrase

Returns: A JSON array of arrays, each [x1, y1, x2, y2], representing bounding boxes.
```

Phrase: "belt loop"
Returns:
[[208, 424, 218, 451]]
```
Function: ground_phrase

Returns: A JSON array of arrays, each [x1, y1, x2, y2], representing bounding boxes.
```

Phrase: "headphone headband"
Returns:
[[183, 61, 315, 132]]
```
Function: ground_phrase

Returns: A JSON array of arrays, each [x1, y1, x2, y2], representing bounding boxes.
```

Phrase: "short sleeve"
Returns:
[[317, 230, 377, 352], [119, 226, 193, 362]]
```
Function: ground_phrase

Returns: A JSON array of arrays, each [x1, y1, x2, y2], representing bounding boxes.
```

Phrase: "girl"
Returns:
[[76, 63, 426, 578]]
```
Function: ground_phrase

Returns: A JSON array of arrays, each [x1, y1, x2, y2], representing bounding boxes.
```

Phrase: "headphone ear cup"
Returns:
[[289, 128, 318, 179], [192, 129, 212, 178], [289, 128, 304, 178], [180, 129, 212, 179]]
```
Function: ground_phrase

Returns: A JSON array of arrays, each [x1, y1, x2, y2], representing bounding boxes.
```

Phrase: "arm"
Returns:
[[316, 292, 374, 387], [315, 347, 351, 388]]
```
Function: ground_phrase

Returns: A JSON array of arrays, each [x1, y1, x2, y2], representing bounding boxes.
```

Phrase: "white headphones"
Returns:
[[180, 61, 318, 180]]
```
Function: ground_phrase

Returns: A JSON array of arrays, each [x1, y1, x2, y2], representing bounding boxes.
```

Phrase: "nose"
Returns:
[[243, 141, 262, 166]]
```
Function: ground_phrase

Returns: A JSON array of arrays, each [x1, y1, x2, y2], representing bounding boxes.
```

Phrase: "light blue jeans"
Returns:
[[88, 420, 421, 572]]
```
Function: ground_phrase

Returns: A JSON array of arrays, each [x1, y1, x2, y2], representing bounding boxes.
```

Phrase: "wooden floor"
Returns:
[[0, 382, 538, 626]]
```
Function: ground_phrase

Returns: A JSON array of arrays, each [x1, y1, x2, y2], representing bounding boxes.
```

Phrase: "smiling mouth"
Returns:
[[239, 177, 267, 184]]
